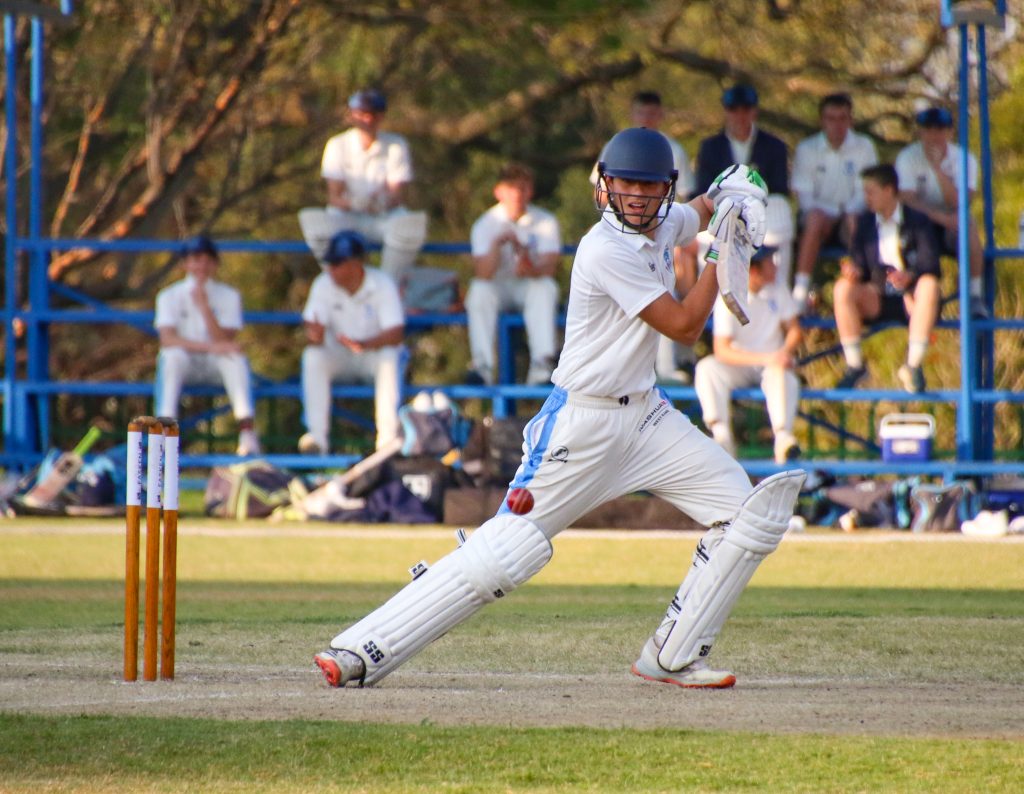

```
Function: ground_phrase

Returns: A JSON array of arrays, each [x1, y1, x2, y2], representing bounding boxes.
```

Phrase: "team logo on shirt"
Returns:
[[662, 247, 672, 271], [548, 446, 569, 463]]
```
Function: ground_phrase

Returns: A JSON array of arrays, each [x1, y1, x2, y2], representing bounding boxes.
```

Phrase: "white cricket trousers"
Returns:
[[301, 344, 400, 450], [503, 387, 752, 539], [155, 348, 255, 421], [465, 276, 558, 377], [297, 206, 427, 281], [694, 358, 799, 437]]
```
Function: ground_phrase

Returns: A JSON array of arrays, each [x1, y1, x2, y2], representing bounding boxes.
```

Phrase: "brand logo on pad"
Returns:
[[363, 641, 385, 664]]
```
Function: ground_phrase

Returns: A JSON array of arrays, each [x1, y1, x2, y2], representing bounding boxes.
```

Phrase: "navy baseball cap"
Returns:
[[915, 106, 953, 128], [325, 230, 367, 264], [181, 234, 218, 259], [722, 84, 758, 109], [348, 89, 387, 113], [750, 245, 778, 263]]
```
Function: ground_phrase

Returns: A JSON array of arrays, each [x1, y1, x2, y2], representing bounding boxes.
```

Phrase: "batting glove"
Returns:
[[707, 164, 768, 208], [707, 195, 767, 248]]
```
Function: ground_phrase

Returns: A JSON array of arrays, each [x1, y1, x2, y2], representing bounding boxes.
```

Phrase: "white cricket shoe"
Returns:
[[313, 648, 366, 688], [631, 638, 736, 689]]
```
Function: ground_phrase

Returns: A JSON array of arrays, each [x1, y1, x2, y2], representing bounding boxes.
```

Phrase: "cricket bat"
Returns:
[[713, 213, 752, 326], [20, 426, 103, 509]]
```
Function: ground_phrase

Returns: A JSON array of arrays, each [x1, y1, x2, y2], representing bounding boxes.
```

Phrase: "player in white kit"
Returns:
[[314, 128, 805, 690]]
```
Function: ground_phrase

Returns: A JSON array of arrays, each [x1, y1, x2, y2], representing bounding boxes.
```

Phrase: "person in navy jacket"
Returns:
[[693, 84, 789, 198]]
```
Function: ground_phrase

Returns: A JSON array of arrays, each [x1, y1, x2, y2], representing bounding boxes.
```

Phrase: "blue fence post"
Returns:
[[975, 24, 995, 460], [25, 16, 49, 453], [3, 14, 20, 454], [955, 24, 976, 463]]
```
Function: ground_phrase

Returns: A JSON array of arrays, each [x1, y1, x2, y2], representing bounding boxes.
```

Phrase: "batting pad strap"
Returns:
[[656, 469, 806, 671], [331, 515, 551, 685]]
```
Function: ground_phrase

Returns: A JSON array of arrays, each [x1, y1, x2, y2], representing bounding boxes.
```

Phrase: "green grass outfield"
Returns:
[[1, 520, 1023, 792]]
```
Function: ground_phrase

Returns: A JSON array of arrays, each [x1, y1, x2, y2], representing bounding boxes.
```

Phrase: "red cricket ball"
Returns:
[[506, 487, 535, 515]]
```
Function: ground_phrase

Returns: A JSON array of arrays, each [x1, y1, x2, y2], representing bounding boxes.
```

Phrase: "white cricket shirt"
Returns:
[[792, 130, 878, 215], [712, 281, 797, 354], [551, 203, 700, 396], [154, 276, 243, 343], [470, 202, 562, 281], [895, 140, 978, 210], [320, 128, 414, 213], [302, 267, 404, 343]]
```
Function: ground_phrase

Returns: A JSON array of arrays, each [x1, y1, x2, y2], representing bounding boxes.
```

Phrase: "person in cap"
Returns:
[[694, 245, 802, 464], [298, 88, 428, 281], [298, 229, 405, 454], [894, 106, 987, 318], [154, 235, 261, 456], [693, 84, 789, 198], [790, 92, 879, 313], [693, 85, 794, 295]]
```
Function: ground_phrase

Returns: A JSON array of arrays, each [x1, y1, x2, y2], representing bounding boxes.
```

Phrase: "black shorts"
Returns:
[[871, 292, 910, 325], [930, 220, 958, 257]]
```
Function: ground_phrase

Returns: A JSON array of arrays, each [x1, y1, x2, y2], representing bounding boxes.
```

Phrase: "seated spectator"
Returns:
[[895, 106, 987, 318], [589, 90, 698, 382], [695, 245, 802, 464], [466, 162, 561, 386], [791, 93, 878, 313], [298, 88, 427, 281], [693, 84, 794, 288], [834, 165, 941, 394], [299, 230, 404, 453], [154, 235, 261, 456]]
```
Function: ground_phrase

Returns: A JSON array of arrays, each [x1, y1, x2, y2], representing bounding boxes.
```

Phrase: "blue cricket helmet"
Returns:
[[598, 127, 677, 184], [325, 230, 367, 264], [595, 128, 678, 233]]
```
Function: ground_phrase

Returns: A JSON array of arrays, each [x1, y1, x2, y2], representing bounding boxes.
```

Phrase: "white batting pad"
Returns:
[[329, 514, 552, 685], [656, 470, 806, 671]]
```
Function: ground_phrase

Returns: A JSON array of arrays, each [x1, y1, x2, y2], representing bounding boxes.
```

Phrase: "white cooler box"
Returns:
[[879, 413, 935, 462]]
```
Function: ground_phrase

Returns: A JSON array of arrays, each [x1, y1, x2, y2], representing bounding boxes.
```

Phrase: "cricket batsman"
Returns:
[[315, 127, 805, 690]]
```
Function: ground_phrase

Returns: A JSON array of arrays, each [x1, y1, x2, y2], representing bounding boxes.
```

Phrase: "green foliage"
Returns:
[[6, 1, 1024, 450]]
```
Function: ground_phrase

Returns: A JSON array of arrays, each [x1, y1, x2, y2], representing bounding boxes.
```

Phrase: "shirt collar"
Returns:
[[726, 124, 757, 147], [875, 202, 903, 227]]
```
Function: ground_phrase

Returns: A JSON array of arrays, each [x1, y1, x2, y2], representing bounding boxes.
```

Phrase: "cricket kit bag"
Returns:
[[204, 460, 299, 519]]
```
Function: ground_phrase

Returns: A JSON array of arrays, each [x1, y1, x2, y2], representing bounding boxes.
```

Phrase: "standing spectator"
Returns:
[[299, 230, 404, 454], [695, 246, 802, 464], [154, 235, 261, 456], [298, 88, 427, 281], [466, 162, 562, 386], [895, 106, 987, 318], [833, 165, 942, 394], [694, 84, 794, 288], [791, 93, 879, 313]]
